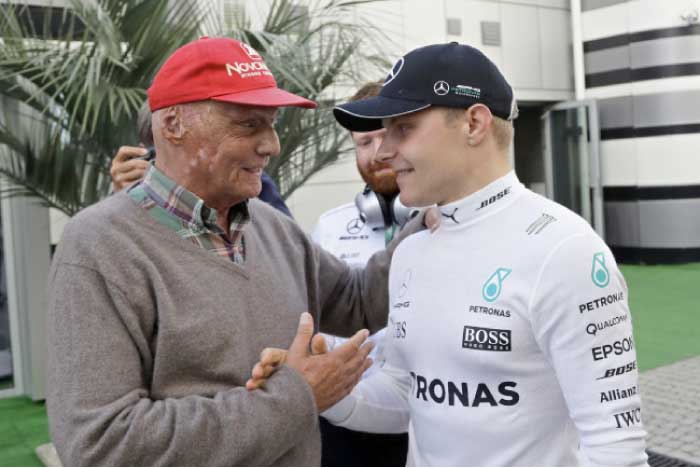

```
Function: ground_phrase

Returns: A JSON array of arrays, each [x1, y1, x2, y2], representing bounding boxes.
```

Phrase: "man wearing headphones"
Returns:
[[312, 82, 414, 267], [311, 82, 410, 467]]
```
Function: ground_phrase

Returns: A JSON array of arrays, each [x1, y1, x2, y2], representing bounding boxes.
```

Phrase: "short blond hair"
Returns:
[[490, 116, 514, 150], [443, 107, 513, 150]]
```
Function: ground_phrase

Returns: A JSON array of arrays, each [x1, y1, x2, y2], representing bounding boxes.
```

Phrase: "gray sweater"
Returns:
[[47, 192, 419, 466]]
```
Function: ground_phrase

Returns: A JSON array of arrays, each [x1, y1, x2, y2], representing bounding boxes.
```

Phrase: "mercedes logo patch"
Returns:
[[346, 217, 365, 235], [433, 80, 450, 95]]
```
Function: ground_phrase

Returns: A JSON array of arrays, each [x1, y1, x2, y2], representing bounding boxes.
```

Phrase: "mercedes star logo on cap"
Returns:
[[433, 80, 450, 95], [384, 57, 405, 86]]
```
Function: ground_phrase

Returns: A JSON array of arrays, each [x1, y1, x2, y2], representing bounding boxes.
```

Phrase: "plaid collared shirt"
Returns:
[[128, 165, 249, 264]]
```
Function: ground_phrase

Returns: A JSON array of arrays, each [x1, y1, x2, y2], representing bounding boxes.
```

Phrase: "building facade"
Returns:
[[580, 0, 700, 263]]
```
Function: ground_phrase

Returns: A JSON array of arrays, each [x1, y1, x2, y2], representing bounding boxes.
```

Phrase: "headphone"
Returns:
[[354, 186, 418, 230]]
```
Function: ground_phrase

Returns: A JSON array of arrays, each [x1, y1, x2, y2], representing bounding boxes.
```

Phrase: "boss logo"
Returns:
[[462, 326, 511, 352]]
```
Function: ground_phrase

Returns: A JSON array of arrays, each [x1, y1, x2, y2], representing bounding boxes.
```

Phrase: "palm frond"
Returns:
[[0, 0, 208, 215], [0, 0, 389, 215], [0, 102, 111, 214]]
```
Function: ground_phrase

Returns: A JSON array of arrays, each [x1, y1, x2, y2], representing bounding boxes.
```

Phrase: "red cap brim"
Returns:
[[211, 86, 317, 109]]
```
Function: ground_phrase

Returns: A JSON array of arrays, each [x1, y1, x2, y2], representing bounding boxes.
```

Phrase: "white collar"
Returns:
[[438, 171, 525, 229]]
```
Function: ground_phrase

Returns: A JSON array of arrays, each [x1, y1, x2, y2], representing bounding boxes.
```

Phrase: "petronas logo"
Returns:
[[591, 253, 610, 288], [482, 268, 512, 302]]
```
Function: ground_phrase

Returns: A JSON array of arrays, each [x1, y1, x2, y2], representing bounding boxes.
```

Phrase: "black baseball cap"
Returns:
[[334, 42, 518, 132]]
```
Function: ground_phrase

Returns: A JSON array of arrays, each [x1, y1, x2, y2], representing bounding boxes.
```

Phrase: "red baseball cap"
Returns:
[[147, 36, 317, 111]]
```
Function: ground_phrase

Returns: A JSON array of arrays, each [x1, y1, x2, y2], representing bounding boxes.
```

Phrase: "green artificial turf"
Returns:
[[0, 397, 48, 467], [621, 263, 700, 371]]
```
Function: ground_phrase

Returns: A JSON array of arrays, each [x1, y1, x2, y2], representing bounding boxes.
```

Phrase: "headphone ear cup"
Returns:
[[354, 187, 385, 230], [391, 195, 417, 226], [354, 187, 370, 223]]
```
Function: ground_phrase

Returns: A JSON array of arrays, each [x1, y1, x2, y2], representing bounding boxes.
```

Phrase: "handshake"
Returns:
[[246, 312, 374, 412]]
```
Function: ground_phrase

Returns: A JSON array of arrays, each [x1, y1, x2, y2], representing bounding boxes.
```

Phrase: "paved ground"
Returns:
[[641, 355, 700, 465]]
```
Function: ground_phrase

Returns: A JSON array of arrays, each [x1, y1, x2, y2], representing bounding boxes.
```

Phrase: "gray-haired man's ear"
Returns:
[[157, 106, 187, 145]]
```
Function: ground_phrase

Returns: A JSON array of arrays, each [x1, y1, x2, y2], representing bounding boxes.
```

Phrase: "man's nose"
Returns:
[[259, 127, 281, 158], [375, 134, 396, 164]]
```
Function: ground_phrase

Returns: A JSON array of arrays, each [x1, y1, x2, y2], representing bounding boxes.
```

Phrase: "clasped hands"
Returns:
[[247, 312, 373, 412]]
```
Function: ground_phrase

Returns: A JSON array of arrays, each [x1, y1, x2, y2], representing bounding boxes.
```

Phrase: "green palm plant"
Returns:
[[0, 0, 387, 215]]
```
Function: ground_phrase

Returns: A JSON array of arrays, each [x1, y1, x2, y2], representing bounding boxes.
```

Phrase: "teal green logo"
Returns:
[[591, 253, 610, 288], [482, 268, 511, 302]]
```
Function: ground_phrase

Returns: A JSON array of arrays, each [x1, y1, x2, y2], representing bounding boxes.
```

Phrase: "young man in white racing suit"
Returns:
[[252, 42, 648, 466]]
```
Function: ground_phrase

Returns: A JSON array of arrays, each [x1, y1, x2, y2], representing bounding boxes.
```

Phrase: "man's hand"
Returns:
[[424, 206, 442, 232], [247, 312, 373, 412], [246, 348, 288, 391], [110, 146, 150, 191], [245, 332, 327, 391]]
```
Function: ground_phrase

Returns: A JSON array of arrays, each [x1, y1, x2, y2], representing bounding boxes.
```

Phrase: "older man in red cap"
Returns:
[[46, 37, 423, 466]]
